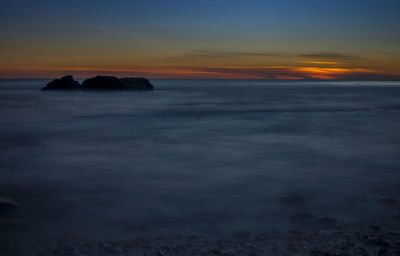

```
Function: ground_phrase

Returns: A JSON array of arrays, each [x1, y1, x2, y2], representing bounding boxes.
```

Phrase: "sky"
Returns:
[[1, 0, 400, 79]]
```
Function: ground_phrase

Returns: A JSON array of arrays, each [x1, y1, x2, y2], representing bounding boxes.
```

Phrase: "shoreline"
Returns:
[[1, 225, 400, 256]]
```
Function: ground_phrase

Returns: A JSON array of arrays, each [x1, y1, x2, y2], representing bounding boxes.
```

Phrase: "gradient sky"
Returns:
[[1, 0, 400, 79]]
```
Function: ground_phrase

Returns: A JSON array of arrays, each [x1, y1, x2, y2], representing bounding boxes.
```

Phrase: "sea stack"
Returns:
[[82, 76, 154, 90], [41, 75, 82, 90], [41, 75, 154, 91]]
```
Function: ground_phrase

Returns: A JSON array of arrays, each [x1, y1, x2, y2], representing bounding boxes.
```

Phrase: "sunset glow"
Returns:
[[1, 0, 399, 80]]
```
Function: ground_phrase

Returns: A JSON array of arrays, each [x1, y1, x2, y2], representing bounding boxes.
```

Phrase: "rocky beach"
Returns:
[[1, 225, 400, 256]]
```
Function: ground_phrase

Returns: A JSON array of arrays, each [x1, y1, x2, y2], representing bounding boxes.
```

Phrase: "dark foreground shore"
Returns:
[[1, 225, 400, 256]]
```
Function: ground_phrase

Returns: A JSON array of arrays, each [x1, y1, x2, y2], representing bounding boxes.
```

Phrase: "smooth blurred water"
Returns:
[[1, 79, 400, 240]]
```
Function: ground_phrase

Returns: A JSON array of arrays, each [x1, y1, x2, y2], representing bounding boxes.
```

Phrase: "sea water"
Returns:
[[1, 79, 400, 240]]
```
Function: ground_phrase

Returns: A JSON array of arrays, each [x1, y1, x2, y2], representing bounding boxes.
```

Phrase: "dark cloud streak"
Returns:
[[185, 50, 280, 58], [171, 49, 364, 63], [299, 52, 360, 60]]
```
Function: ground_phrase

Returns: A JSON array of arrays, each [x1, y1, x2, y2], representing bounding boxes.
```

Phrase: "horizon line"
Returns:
[[1, 77, 400, 82]]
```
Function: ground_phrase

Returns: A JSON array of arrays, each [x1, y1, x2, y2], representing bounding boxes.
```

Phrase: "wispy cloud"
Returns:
[[301, 61, 338, 65], [299, 52, 360, 61], [169, 50, 363, 65], [183, 50, 280, 59], [165, 50, 284, 63]]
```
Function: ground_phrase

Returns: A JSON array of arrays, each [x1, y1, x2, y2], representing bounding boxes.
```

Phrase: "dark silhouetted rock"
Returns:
[[120, 77, 154, 90], [82, 76, 154, 90], [378, 198, 398, 207], [41, 75, 154, 91], [290, 213, 315, 223], [123, 224, 147, 232], [82, 76, 123, 90], [279, 196, 305, 207], [290, 213, 337, 230], [316, 217, 337, 229], [232, 230, 251, 240], [0, 220, 28, 231], [41, 75, 81, 90], [0, 197, 19, 215]]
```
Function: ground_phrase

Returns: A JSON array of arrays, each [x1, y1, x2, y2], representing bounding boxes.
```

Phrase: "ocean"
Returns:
[[1, 79, 400, 240]]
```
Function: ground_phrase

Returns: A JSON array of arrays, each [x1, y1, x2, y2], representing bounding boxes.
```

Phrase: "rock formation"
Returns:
[[41, 75, 154, 91], [82, 76, 154, 90], [41, 75, 82, 90], [0, 197, 19, 216]]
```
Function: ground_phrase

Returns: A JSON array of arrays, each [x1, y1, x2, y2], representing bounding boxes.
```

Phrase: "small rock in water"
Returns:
[[290, 212, 338, 230], [279, 196, 305, 207], [208, 249, 222, 255], [232, 230, 251, 240], [290, 213, 315, 224], [369, 225, 382, 232], [378, 198, 399, 207], [0, 197, 19, 215], [316, 217, 337, 229], [155, 251, 164, 256], [0, 220, 28, 231], [123, 224, 147, 232]]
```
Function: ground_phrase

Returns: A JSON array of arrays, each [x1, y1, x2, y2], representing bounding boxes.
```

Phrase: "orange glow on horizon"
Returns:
[[0, 65, 399, 80], [302, 61, 338, 65]]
